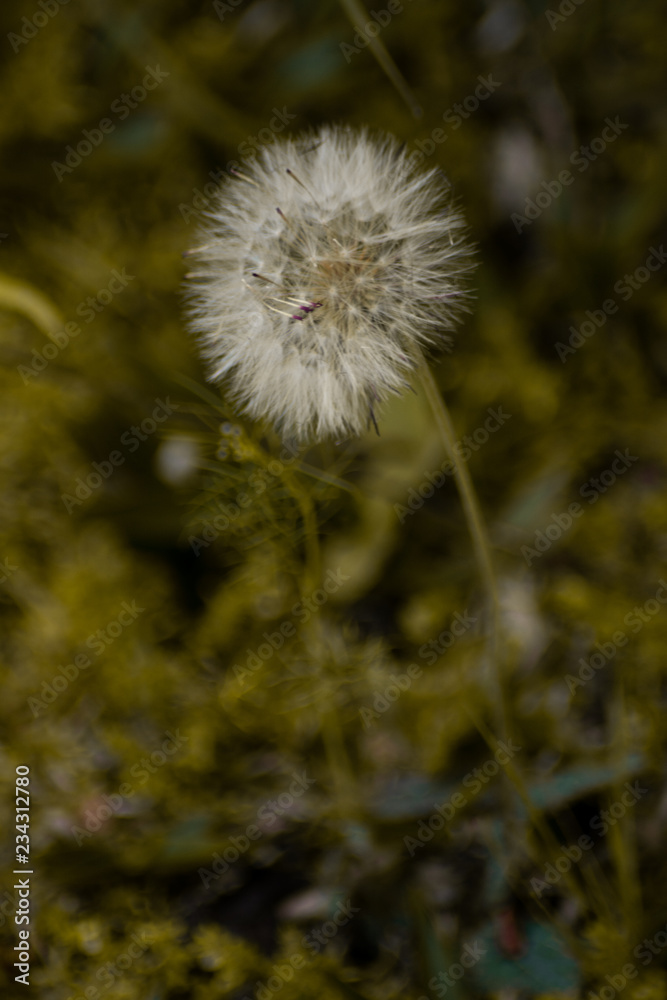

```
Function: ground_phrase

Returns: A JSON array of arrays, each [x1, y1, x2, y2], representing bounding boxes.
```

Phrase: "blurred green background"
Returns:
[[1, 0, 667, 997]]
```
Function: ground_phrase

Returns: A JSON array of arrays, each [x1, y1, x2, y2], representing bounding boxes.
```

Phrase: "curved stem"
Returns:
[[417, 366, 616, 932], [417, 360, 508, 742]]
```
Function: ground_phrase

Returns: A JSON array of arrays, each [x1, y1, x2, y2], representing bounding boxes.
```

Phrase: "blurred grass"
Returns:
[[1, 0, 667, 997]]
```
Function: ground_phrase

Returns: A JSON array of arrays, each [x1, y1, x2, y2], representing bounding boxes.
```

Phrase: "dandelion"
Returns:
[[184, 124, 512, 848], [185, 124, 474, 442]]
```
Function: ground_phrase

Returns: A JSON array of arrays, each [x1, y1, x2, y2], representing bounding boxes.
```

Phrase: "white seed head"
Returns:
[[185, 125, 475, 442]]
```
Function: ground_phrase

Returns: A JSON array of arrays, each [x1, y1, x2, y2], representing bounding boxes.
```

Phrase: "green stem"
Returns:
[[417, 360, 508, 742], [418, 366, 616, 933]]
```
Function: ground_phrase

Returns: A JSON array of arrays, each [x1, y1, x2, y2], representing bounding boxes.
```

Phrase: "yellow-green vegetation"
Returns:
[[1, 0, 666, 998]]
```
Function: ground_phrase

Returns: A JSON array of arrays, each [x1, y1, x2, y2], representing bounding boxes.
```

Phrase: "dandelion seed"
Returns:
[[185, 125, 475, 442]]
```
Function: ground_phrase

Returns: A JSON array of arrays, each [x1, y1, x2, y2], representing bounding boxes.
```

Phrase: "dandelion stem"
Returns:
[[338, 0, 423, 118], [417, 360, 509, 743]]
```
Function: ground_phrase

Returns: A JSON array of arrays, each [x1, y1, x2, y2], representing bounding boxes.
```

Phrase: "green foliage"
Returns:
[[1, 0, 666, 998]]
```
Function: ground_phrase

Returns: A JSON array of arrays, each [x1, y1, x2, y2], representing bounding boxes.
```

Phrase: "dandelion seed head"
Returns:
[[185, 125, 475, 442]]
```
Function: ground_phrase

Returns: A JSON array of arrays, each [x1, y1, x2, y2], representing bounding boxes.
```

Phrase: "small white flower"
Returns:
[[185, 125, 474, 442]]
